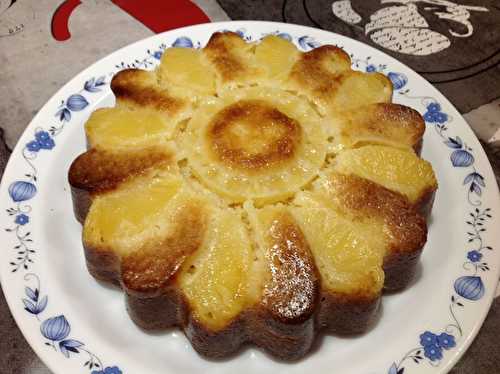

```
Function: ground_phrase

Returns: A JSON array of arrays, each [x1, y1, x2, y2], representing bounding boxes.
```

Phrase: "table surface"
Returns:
[[0, 1, 499, 373]]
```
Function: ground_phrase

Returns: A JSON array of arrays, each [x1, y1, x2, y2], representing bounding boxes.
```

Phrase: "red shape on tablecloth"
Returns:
[[51, 0, 82, 41], [51, 0, 209, 41], [111, 0, 210, 33]]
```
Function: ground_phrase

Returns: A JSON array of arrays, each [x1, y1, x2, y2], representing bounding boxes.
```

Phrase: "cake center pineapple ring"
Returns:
[[208, 100, 301, 170]]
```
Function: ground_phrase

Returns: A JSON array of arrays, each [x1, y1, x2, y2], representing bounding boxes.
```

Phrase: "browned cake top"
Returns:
[[111, 69, 188, 117], [261, 211, 319, 322], [208, 100, 302, 171], [68, 147, 172, 193]]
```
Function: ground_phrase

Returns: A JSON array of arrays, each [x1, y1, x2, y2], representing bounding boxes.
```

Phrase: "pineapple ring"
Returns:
[[183, 87, 327, 204], [208, 99, 301, 170]]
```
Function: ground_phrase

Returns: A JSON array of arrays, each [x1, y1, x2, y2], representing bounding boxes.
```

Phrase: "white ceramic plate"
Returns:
[[1, 21, 499, 374]]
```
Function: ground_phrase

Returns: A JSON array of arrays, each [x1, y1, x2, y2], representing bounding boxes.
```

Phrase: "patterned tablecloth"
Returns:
[[0, 1, 499, 373]]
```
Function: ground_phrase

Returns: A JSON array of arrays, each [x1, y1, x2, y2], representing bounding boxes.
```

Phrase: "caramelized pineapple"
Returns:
[[334, 145, 437, 205], [203, 31, 264, 90], [158, 47, 216, 97], [84, 168, 186, 254], [286, 45, 392, 115], [183, 87, 326, 204], [68, 31, 437, 361], [178, 208, 252, 330], [85, 107, 175, 150], [255, 35, 299, 83], [292, 191, 385, 296], [326, 103, 425, 153]]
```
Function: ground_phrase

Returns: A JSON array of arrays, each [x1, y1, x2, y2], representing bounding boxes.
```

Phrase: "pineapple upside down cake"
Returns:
[[68, 32, 437, 360]]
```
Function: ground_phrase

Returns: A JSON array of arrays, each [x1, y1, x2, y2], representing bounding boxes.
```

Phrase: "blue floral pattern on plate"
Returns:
[[22, 273, 121, 373], [2, 27, 496, 374]]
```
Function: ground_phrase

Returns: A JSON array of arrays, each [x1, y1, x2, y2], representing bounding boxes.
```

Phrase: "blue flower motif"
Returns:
[[38, 137, 55, 150], [92, 366, 122, 374], [467, 250, 483, 263], [420, 331, 438, 347], [59, 339, 84, 358], [437, 332, 456, 349], [424, 343, 443, 361], [66, 94, 89, 111], [451, 149, 474, 167], [298, 36, 321, 50], [434, 111, 448, 123], [276, 32, 292, 41], [9, 181, 37, 202], [427, 102, 441, 112], [40, 315, 70, 342], [172, 36, 193, 48], [35, 131, 50, 142], [26, 140, 41, 152], [424, 110, 448, 124], [15, 214, 29, 225], [454, 276, 485, 300], [153, 51, 163, 60], [366, 64, 377, 72], [84, 76, 106, 92], [387, 72, 407, 90], [23, 294, 48, 315], [423, 111, 435, 122], [56, 107, 72, 122]]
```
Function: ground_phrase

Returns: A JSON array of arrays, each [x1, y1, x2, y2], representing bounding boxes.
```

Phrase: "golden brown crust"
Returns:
[[68, 148, 172, 194], [288, 46, 392, 113], [323, 173, 427, 255], [126, 288, 188, 329], [70, 185, 92, 224], [414, 188, 436, 219], [185, 314, 247, 359], [288, 46, 349, 109], [339, 103, 425, 150], [383, 249, 422, 291], [247, 308, 316, 360], [111, 69, 186, 115], [68, 148, 173, 224], [260, 212, 319, 323], [320, 173, 427, 291], [83, 243, 121, 286], [208, 100, 301, 170], [204, 32, 251, 84], [121, 204, 207, 297], [317, 291, 380, 334], [289, 45, 351, 88]]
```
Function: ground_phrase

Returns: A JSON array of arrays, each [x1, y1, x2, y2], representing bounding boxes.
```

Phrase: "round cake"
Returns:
[[68, 32, 437, 360]]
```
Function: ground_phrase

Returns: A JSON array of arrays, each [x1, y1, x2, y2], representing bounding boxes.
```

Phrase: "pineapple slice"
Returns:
[[246, 204, 318, 320], [83, 167, 186, 255], [326, 103, 425, 153], [178, 208, 252, 330], [327, 71, 392, 113], [286, 45, 392, 115], [312, 171, 427, 257], [111, 68, 192, 125], [85, 107, 175, 151], [254, 35, 299, 84], [183, 87, 326, 204], [333, 145, 437, 204], [292, 192, 385, 297], [158, 47, 216, 97], [203, 31, 264, 91]]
